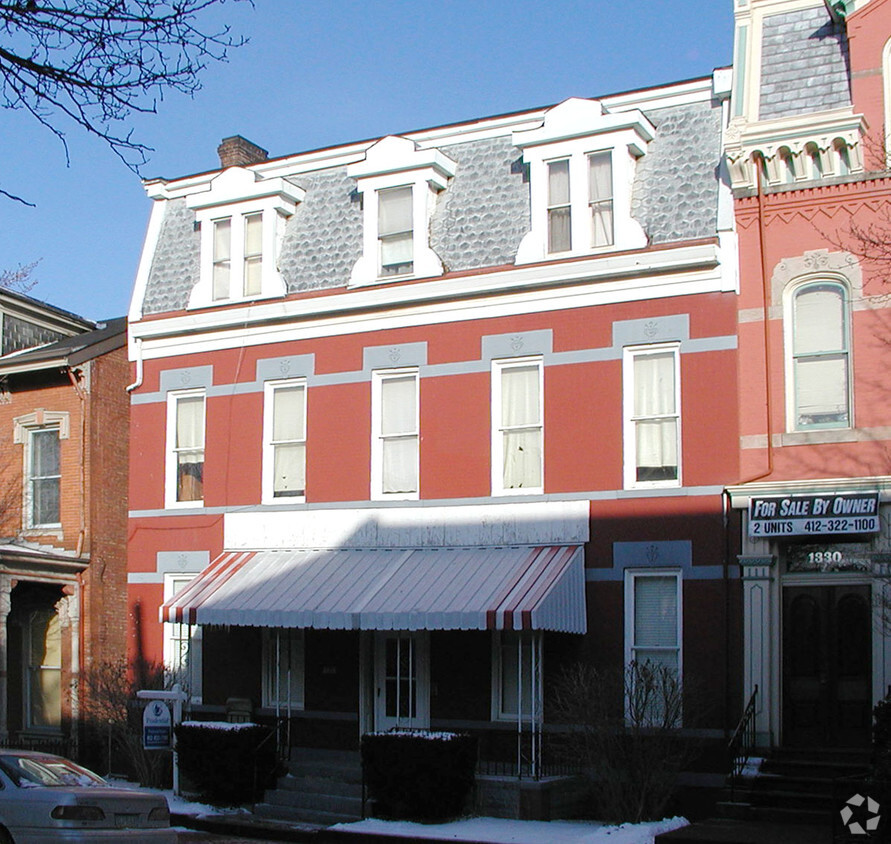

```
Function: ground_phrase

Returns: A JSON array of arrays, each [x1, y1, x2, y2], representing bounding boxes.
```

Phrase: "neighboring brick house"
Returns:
[[0, 304, 128, 753], [725, 0, 891, 750], [126, 68, 743, 816]]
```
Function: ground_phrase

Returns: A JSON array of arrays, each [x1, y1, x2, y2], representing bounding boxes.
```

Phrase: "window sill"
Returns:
[[779, 429, 856, 446]]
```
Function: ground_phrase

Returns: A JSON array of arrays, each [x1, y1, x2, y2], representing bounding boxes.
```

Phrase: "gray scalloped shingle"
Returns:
[[142, 198, 199, 315], [633, 100, 722, 243], [759, 7, 850, 119]]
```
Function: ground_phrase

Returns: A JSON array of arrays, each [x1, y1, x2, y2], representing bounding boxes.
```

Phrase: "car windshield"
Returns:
[[0, 755, 107, 788]]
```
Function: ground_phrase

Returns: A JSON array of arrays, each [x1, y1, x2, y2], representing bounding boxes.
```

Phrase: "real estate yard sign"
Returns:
[[142, 699, 172, 750]]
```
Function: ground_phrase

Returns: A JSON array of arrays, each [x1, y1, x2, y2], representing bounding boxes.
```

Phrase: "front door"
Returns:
[[374, 632, 429, 731], [783, 585, 872, 747]]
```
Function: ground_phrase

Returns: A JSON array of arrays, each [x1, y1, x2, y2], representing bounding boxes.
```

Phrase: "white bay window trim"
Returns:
[[165, 389, 206, 509], [491, 630, 541, 723], [513, 98, 651, 264], [371, 368, 419, 500], [185, 167, 303, 309], [262, 628, 305, 711], [348, 135, 456, 287], [262, 379, 307, 504], [623, 344, 681, 489], [163, 573, 203, 703], [492, 357, 544, 496]]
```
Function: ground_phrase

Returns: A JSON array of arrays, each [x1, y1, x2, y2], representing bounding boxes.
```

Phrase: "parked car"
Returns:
[[0, 750, 175, 842]]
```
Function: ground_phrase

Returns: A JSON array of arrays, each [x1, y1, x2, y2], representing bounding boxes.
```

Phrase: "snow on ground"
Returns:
[[107, 777, 688, 843], [330, 816, 689, 844]]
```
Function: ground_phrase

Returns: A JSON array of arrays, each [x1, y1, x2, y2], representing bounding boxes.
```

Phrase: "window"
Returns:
[[347, 135, 456, 286], [185, 167, 302, 309], [27, 428, 61, 527], [263, 380, 307, 502], [167, 390, 205, 507], [491, 631, 541, 722], [547, 160, 571, 253], [372, 369, 419, 499], [492, 358, 543, 495], [790, 282, 851, 429], [262, 628, 305, 710], [625, 570, 682, 726], [624, 346, 680, 488], [25, 609, 61, 730], [378, 187, 413, 276], [512, 98, 651, 263], [163, 574, 202, 701], [588, 151, 614, 247]]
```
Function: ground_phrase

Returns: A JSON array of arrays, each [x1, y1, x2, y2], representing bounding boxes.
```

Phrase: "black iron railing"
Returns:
[[727, 684, 758, 802]]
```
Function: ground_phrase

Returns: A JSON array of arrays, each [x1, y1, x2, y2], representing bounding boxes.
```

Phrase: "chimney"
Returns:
[[217, 135, 269, 168]]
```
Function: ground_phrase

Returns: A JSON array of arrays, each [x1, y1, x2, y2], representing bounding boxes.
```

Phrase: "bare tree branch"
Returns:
[[0, 259, 39, 292], [1, 0, 251, 192]]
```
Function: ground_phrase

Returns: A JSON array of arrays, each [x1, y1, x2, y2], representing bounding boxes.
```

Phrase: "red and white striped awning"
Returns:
[[160, 545, 586, 633]]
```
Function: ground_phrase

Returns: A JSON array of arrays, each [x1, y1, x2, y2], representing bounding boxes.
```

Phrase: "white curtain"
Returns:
[[501, 365, 542, 489], [634, 353, 677, 478], [379, 187, 413, 271], [243, 213, 263, 296], [794, 285, 848, 425], [176, 395, 204, 501], [212, 218, 231, 300], [547, 160, 571, 252], [273, 385, 306, 495], [588, 152, 614, 247], [381, 375, 418, 493]]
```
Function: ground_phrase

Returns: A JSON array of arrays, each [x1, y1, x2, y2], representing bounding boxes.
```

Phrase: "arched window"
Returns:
[[751, 151, 769, 187], [804, 142, 823, 180], [778, 147, 795, 183], [791, 282, 851, 429], [833, 139, 851, 176]]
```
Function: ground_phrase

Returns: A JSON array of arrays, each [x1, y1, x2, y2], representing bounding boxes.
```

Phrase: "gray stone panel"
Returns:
[[633, 101, 722, 243], [278, 167, 362, 293], [2, 315, 65, 355], [431, 136, 530, 272], [759, 7, 850, 119], [142, 198, 200, 315]]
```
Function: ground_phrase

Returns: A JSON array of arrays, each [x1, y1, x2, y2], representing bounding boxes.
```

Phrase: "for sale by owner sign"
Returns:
[[748, 492, 880, 538]]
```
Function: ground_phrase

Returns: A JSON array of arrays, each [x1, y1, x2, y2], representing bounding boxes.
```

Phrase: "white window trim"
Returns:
[[623, 568, 683, 723], [783, 278, 853, 433], [513, 98, 651, 264], [262, 378, 307, 505], [163, 573, 203, 704], [623, 344, 682, 490], [15, 411, 69, 531], [347, 135, 456, 287], [165, 389, 206, 509], [491, 357, 544, 497], [490, 630, 541, 723], [371, 368, 420, 501], [261, 628, 305, 711], [185, 168, 303, 310]]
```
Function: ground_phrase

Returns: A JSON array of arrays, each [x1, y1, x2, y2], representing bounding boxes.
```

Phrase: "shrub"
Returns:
[[873, 695, 891, 779], [550, 661, 707, 823], [175, 721, 277, 804], [361, 730, 477, 821]]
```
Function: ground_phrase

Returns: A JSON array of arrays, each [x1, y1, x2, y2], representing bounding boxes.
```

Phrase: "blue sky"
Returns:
[[0, 0, 734, 322]]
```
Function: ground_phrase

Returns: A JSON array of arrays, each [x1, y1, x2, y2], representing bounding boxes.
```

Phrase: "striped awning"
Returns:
[[160, 545, 586, 633]]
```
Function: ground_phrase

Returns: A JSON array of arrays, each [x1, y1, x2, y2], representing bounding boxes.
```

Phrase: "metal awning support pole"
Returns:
[[532, 632, 542, 780], [516, 633, 523, 779]]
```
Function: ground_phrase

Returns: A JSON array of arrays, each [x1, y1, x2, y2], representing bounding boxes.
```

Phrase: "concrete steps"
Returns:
[[253, 748, 364, 826]]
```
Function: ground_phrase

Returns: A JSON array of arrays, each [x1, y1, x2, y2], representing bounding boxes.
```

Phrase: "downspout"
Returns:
[[68, 367, 88, 557], [126, 337, 143, 393]]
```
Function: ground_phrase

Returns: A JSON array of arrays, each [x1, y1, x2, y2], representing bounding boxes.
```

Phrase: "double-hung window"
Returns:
[[547, 160, 572, 253], [378, 187, 414, 277], [625, 570, 682, 726], [790, 282, 851, 430], [27, 428, 61, 528], [624, 346, 680, 487], [588, 151, 614, 247], [492, 358, 543, 495], [211, 212, 264, 301], [167, 390, 206, 507], [263, 380, 307, 502], [163, 573, 202, 700], [372, 369, 419, 499]]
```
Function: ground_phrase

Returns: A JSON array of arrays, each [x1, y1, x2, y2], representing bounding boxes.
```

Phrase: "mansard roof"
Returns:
[[137, 76, 726, 317]]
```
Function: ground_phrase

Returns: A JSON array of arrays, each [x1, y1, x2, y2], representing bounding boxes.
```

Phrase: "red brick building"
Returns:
[[0, 304, 128, 752]]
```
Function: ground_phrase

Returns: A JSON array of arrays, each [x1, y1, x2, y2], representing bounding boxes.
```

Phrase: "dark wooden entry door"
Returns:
[[783, 585, 872, 747]]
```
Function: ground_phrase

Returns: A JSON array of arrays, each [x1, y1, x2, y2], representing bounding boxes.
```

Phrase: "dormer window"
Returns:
[[513, 98, 651, 264], [378, 186, 414, 276], [185, 168, 303, 309], [348, 135, 456, 287]]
